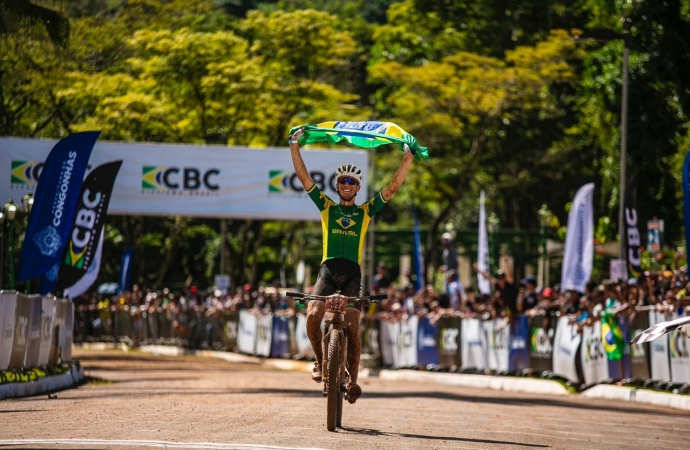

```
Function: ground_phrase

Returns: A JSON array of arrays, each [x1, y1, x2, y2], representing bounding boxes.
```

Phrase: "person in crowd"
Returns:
[[474, 262, 519, 316], [446, 270, 465, 312], [372, 262, 392, 294], [517, 275, 539, 314], [441, 232, 458, 291], [288, 126, 415, 403]]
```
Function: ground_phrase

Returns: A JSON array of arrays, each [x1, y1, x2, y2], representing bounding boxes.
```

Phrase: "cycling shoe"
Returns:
[[311, 362, 322, 383], [346, 382, 362, 404]]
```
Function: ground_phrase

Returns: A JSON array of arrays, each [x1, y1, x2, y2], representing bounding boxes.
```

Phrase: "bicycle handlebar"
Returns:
[[285, 292, 387, 303]]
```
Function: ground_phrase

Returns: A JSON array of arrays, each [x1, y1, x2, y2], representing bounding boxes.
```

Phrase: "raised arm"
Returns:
[[381, 145, 415, 201], [288, 128, 315, 190]]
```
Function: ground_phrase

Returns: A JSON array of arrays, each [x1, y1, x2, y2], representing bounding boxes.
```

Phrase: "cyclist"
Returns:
[[288, 127, 414, 403]]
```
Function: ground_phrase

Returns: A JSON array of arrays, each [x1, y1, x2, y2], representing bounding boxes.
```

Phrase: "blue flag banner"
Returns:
[[413, 207, 423, 290], [119, 246, 134, 293], [18, 131, 100, 282], [683, 152, 690, 267]]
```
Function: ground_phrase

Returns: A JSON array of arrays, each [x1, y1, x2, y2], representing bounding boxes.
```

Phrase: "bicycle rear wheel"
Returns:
[[326, 331, 341, 432]]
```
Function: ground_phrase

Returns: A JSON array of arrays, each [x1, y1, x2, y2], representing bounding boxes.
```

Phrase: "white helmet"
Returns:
[[336, 164, 363, 184]]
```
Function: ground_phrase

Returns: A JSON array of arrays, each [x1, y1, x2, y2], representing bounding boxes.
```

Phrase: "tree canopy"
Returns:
[[2, 0, 689, 290]]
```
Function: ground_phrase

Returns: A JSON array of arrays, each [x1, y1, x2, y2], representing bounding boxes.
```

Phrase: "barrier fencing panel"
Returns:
[[221, 312, 239, 352], [270, 315, 290, 359], [461, 318, 487, 370], [669, 313, 690, 383], [417, 316, 439, 367], [37, 296, 56, 366], [361, 316, 381, 365], [649, 310, 672, 381], [509, 315, 530, 373], [0, 292, 17, 371], [580, 321, 608, 385], [436, 316, 461, 369], [24, 295, 43, 368], [628, 313, 650, 379], [9, 293, 31, 370], [552, 316, 581, 384], [528, 314, 555, 374]]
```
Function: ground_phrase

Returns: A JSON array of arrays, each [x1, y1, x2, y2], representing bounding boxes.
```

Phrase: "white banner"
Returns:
[[0, 292, 17, 371], [380, 320, 397, 367], [561, 183, 595, 293], [395, 316, 418, 368], [24, 296, 43, 368], [580, 321, 608, 385], [37, 297, 56, 366], [461, 318, 487, 370], [487, 319, 510, 372], [477, 190, 491, 295], [649, 310, 671, 381], [295, 314, 314, 358], [237, 310, 257, 355], [254, 314, 273, 357], [552, 316, 581, 383], [669, 314, 690, 383], [0, 138, 368, 220]]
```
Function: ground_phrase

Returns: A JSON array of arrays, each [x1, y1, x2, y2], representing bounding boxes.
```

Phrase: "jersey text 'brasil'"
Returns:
[[307, 184, 387, 265]]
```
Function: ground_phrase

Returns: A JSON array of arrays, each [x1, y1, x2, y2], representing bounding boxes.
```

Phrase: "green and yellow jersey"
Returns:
[[307, 184, 387, 265]]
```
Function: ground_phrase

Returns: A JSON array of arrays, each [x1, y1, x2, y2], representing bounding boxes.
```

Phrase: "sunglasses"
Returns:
[[338, 177, 359, 186]]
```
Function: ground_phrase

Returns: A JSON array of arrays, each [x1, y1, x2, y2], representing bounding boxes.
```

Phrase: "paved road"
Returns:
[[1, 348, 690, 450]]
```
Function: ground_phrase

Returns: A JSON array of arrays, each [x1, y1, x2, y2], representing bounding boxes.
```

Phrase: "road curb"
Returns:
[[361, 369, 570, 396], [581, 384, 690, 411], [0, 365, 85, 400]]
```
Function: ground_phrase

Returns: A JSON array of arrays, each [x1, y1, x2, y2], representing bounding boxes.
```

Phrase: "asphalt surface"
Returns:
[[1, 348, 690, 450]]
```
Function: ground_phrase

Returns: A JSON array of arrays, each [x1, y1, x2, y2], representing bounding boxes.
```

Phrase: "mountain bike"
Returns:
[[286, 291, 387, 431]]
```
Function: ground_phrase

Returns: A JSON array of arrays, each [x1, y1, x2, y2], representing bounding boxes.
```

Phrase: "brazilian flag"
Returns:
[[289, 121, 429, 162], [601, 312, 625, 361]]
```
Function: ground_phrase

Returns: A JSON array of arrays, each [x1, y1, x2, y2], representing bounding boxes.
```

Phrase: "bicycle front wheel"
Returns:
[[326, 331, 341, 432]]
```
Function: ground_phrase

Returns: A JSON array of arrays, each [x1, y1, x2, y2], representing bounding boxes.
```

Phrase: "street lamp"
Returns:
[[22, 192, 34, 214], [3, 199, 17, 290], [577, 28, 629, 260], [538, 204, 552, 287], [487, 212, 500, 274], [21, 192, 34, 293]]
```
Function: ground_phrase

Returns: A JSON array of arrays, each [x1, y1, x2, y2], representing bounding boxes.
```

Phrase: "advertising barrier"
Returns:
[[669, 314, 690, 383], [221, 312, 239, 352], [270, 315, 290, 359], [0, 292, 17, 371], [552, 316, 581, 384], [649, 310, 672, 381], [24, 295, 43, 368], [417, 316, 439, 367], [461, 318, 487, 370], [436, 316, 461, 369], [509, 315, 530, 372], [38, 297, 56, 366], [627, 313, 650, 380], [580, 321, 608, 385], [529, 314, 554, 373], [9, 294, 32, 370]]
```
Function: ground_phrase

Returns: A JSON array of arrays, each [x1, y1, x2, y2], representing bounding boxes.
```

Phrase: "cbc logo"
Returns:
[[142, 166, 220, 191], [269, 170, 339, 193]]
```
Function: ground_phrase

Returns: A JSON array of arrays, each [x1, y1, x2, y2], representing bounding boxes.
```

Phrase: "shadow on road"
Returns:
[[19, 384, 688, 418], [339, 426, 550, 448]]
